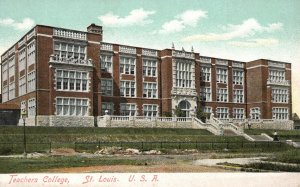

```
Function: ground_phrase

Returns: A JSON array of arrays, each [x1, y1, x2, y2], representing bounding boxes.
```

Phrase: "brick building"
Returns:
[[0, 24, 292, 126]]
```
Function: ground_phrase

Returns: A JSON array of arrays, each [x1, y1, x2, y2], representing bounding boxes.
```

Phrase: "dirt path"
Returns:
[[45, 164, 229, 173]]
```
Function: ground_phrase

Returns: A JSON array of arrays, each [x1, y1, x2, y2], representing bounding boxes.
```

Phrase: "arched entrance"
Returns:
[[178, 100, 191, 117]]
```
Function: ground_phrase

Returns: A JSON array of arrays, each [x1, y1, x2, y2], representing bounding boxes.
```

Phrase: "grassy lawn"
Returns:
[[244, 129, 300, 141], [0, 126, 245, 144], [0, 156, 142, 173], [267, 149, 300, 164], [0, 126, 296, 155]]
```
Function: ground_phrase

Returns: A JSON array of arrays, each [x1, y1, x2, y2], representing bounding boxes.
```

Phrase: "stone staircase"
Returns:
[[223, 129, 239, 136], [248, 135, 273, 141]]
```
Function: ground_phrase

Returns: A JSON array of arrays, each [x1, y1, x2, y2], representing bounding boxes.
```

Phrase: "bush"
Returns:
[[244, 162, 300, 172], [0, 147, 13, 155]]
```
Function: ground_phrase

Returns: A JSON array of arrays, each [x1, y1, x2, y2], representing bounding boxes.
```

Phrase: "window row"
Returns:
[[100, 79, 158, 99], [143, 59, 157, 77], [201, 67, 244, 85], [120, 56, 135, 75], [272, 108, 289, 120], [175, 61, 193, 88], [272, 88, 289, 103], [205, 107, 245, 119], [56, 70, 88, 91], [200, 88, 244, 103], [120, 81, 135, 97], [102, 103, 159, 117], [100, 54, 158, 77], [54, 42, 86, 60], [56, 98, 88, 116], [216, 68, 228, 84], [269, 70, 285, 81]]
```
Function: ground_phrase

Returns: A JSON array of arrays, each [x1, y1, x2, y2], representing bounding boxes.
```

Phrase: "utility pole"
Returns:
[[21, 108, 27, 157]]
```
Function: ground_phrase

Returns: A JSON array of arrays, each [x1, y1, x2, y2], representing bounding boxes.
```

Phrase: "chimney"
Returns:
[[87, 23, 103, 35]]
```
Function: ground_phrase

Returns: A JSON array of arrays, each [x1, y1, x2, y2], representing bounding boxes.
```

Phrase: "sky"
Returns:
[[0, 0, 299, 114]]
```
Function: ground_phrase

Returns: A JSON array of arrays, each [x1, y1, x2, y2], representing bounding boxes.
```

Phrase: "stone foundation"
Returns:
[[248, 120, 294, 130], [49, 116, 94, 127], [98, 116, 195, 129]]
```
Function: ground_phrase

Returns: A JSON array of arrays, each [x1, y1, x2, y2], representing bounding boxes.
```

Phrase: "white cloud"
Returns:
[[157, 9, 207, 34], [98, 8, 155, 27], [0, 18, 35, 31], [182, 18, 282, 42], [228, 38, 279, 47]]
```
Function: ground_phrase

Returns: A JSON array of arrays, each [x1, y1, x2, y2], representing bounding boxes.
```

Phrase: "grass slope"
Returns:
[[244, 129, 300, 141]]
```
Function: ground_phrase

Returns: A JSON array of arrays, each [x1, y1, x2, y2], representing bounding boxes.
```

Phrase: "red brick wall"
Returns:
[[160, 49, 172, 115]]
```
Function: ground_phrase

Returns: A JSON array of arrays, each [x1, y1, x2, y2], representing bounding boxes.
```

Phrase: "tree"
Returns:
[[162, 112, 172, 117], [174, 106, 185, 117], [196, 107, 209, 123]]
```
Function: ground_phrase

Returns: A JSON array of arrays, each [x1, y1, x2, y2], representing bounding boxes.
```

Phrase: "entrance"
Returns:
[[178, 100, 191, 117]]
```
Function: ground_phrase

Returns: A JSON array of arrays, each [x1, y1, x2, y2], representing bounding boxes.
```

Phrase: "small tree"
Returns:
[[174, 106, 185, 117], [162, 111, 172, 117], [196, 107, 208, 123]]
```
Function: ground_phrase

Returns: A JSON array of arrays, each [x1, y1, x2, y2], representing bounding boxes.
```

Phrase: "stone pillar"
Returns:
[[104, 114, 111, 127]]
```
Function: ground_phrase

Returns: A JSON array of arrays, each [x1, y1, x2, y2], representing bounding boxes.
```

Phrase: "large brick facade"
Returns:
[[0, 24, 292, 126]]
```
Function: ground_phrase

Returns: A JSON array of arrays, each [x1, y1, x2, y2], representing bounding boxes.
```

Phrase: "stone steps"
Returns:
[[248, 135, 272, 141]]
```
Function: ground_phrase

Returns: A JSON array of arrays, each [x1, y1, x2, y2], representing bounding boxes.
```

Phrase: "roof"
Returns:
[[0, 104, 19, 110]]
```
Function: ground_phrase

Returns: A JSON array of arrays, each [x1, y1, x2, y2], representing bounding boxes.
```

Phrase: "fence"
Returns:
[[0, 141, 289, 155], [74, 141, 288, 153]]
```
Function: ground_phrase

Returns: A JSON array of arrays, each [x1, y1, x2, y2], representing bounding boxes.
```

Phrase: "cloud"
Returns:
[[157, 9, 207, 34], [182, 18, 282, 42], [98, 8, 155, 27], [228, 38, 279, 47], [0, 18, 35, 31]]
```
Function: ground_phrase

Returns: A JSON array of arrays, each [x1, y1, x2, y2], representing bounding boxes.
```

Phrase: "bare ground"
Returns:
[[45, 164, 229, 173]]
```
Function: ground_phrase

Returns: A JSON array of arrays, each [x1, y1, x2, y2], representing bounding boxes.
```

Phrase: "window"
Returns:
[[54, 42, 86, 60], [201, 66, 211, 82], [2, 62, 8, 82], [216, 68, 228, 83], [8, 82, 15, 100], [8, 56, 15, 78], [19, 76, 26, 96], [100, 54, 112, 73], [203, 107, 212, 114], [28, 98, 36, 116], [120, 81, 135, 97], [233, 70, 244, 85], [200, 87, 211, 101], [2, 86, 8, 102], [56, 98, 88, 116], [27, 40, 35, 67], [272, 107, 288, 120], [120, 103, 136, 116], [143, 82, 157, 98], [250, 107, 260, 119], [217, 88, 228, 102], [18, 48, 26, 72], [21, 100, 26, 113], [269, 69, 285, 81], [27, 71, 36, 92], [233, 108, 245, 119], [272, 88, 288, 103], [56, 70, 88, 92], [120, 56, 135, 75], [101, 102, 114, 115], [233, 89, 244, 103], [175, 60, 193, 88], [143, 59, 157, 77], [143, 104, 158, 117], [101, 79, 113, 96], [216, 107, 229, 119]]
